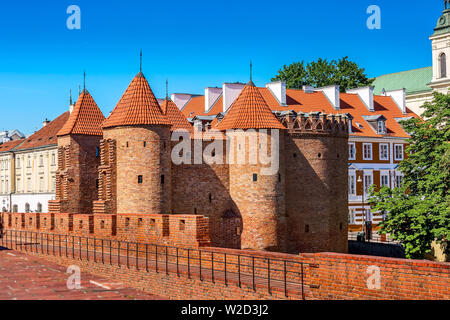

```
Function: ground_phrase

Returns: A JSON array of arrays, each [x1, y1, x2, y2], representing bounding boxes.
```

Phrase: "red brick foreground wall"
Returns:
[[1, 213, 449, 300], [2, 212, 210, 248]]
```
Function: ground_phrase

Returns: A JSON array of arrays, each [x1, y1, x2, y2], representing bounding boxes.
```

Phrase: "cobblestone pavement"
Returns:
[[0, 248, 166, 300]]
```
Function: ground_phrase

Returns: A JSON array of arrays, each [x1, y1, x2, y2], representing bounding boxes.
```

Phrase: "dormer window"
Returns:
[[377, 120, 386, 134]]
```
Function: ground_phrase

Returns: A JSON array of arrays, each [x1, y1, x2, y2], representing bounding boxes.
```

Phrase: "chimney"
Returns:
[[69, 103, 75, 114], [171, 93, 193, 110], [384, 88, 407, 114], [314, 85, 340, 110], [205, 87, 223, 112], [266, 81, 287, 106], [222, 83, 245, 113], [346, 86, 374, 112], [193, 119, 203, 132], [42, 119, 50, 127], [303, 85, 315, 93]]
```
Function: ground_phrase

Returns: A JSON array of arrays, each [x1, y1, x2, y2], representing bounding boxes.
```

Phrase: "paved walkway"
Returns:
[[0, 248, 165, 300]]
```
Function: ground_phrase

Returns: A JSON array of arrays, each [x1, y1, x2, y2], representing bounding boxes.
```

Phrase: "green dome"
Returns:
[[432, 5, 450, 37]]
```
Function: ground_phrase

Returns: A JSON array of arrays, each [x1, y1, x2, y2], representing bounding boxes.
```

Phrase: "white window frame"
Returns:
[[394, 173, 404, 188], [380, 174, 389, 188], [394, 144, 404, 161], [377, 120, 386, 134], [348, 174, 356, 195], [348, 209, 356, 224], [363, 143, 373, 160], [379, 143, 389, 161], [348, 143, 356, 161], [363, 173, 373, 194]]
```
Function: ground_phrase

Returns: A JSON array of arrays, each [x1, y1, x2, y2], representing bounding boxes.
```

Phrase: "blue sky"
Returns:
[[0, 0, 444, 134]]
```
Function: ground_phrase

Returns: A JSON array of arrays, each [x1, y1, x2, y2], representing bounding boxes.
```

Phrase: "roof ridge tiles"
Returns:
[[102, 73, 171, 128]]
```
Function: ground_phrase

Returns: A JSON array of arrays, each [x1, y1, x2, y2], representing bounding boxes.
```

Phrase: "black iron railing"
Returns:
[[0, 229, 309, 299]]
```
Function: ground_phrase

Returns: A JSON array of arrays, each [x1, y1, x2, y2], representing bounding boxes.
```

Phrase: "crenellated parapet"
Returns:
[[274, 110, 349, 137]]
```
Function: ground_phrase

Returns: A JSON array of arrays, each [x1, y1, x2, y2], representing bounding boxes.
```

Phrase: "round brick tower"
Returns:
[[283, 112, 349, 253], [102, 71, 172, 215], [216, 81, 287, 251]]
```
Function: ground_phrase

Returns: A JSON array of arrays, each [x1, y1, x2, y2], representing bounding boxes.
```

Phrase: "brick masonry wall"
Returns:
[[103, 126, 172, 215], [50, 135, 101, 215], [1, 220, 448, 300], [284, 133, 348, 254]]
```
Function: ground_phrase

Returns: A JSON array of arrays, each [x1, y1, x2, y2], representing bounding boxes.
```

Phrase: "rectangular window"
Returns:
[[17, 178, 21, 192], [394, 144, 404, 161], [138, 175, 143, 184], [377, 121, 386, 134], [395, 175, 403, 188], [39, 177, 44, 192], [39, 155, 43, 167], [381, 174, 389, 187], [348, 175, 356, 195], [348, 143, 356, 160], [27, 178, 31, 192], [348, 209, 356, 224], [17, 158, 21, 168], [51, 154, 56, 166], [363, 174, 373, 194], [363, 143, 372, 160], [379, 143, 389, 161], [252, 173, 258, 182]]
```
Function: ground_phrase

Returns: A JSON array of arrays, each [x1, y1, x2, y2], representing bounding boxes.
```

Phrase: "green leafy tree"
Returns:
[[369, 92, 450, 259], [272, 56, 373, 91]]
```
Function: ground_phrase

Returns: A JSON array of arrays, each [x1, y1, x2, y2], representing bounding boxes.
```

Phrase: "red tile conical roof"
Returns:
[[160, 98, 193, 133], [58, 90, 105, 136], [102, 72, 171, 128], [215, 81, 285, 130]]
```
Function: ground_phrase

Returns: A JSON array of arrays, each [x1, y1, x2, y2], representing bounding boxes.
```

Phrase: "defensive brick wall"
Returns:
[[0, 220, 448, 300]]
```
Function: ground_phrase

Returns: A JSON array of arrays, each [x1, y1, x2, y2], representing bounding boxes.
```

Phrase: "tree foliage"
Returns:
[[369, 92, 450, 259], [271, 57, 373, 91]]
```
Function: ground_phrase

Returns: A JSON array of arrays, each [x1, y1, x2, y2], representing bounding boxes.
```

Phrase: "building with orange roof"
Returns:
[[176, 79, 419, 233], [48, 89, 105, 215], [0, 110, 70, 214], [62, 70, 349, 254]]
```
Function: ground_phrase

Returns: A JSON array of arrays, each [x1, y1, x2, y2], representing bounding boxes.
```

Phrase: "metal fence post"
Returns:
[[93, 238, 97, 263], [252, 256, 256, 291], [238, 255, 241, 288], [199, 250, 202, 281], [284, 261, 288, 297], [155, 245, 159, 273], [136, 243, 139, 271], [117, 241, 120, 267], [126, 242, 129, 269], [187, 248, 190, 279], [145, 244, 148, 272], [165, 246, 168, 275], [211, 252, 214, 283], [267, 258, 271, 295], [176, 247, 179, 277], [224, 253, 227, 286], [301, 263, 305, 300]]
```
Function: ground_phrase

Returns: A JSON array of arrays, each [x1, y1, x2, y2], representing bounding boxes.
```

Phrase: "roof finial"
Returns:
[[247, 60, 255, 86], [83, 70, 86, 91], [140, 49, 143, 72], [166, 78, 169, 100], [70, 89, 73, 105], [78, 85, 81, 96]]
